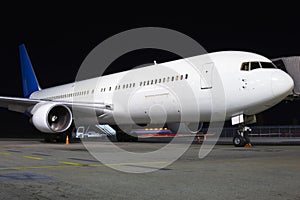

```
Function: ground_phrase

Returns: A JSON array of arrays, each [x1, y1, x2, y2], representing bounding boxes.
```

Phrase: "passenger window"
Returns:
[[180, 75, 183, 80], [109, 87, 111, 91], [140, 82, 142, 86], [163, 78, 166, 83], [133, 83, 135, 87], [159, 79, 161, 83], [176, 76, 179, 81], [167, 77, 170, 82], [250, 62, 260, 70], [151, 80, 153, 85], [171, 76, 174, 81], [155, 79, 157, 84], [185, 74, 188, 79], [147, 81, 149, 85], [241, 62, 250, 71]]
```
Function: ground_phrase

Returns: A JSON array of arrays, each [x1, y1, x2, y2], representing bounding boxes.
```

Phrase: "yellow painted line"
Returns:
[[89, 161, 167, 167], [0, 161, 168, 171], [59, 161, 83, 166], [23, 156, 44, 160], [0, 152, 11, 155], [0, 165, 74, 170]]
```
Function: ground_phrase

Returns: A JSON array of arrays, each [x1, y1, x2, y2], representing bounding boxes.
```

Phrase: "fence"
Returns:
[[203, 125, 300, 138]]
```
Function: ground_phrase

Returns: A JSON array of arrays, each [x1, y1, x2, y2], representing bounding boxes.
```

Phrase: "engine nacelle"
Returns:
[[31, 103, 73, 133], [167, 122, 203, 134]]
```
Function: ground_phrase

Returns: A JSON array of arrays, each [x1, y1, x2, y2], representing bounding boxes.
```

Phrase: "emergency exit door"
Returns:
[[201, 62, 214, 89]]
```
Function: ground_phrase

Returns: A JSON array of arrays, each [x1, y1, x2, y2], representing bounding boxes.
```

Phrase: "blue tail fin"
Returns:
[[19, 44, 41, 98]]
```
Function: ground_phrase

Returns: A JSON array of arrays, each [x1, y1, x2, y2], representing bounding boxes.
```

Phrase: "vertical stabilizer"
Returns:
[[19, 44, 41, 98]]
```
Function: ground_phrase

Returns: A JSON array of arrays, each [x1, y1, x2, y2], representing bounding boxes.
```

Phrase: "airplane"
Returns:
[[0, 44, 294, 147]]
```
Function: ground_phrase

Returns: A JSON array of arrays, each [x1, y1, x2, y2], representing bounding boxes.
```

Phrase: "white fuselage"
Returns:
[[30, 51, 294, 125]]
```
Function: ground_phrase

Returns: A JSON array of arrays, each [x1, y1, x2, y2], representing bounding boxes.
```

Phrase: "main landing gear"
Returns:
[[111, 125, 138, 142], [116, 131, 138, 142], [233, 126, 251, 147]]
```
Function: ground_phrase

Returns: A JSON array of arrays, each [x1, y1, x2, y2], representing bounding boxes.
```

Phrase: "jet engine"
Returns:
[[31, 103, 73, 133]]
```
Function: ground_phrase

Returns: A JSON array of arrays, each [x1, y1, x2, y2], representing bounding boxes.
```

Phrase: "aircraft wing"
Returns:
[[0, 96, 41, 113], [0, 96, 113, 117]]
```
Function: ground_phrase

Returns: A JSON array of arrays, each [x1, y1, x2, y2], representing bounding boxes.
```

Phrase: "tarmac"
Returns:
[[0, 138, 300, 200]]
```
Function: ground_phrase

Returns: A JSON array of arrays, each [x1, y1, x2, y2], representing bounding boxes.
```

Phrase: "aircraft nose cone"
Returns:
[[271, 71, 294, 98]]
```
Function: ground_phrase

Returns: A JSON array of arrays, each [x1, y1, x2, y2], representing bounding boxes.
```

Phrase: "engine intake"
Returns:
[[31, 103, 72, 133]]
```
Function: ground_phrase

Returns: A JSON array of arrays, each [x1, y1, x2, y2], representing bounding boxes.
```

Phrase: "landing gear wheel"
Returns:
[[244, 133, 250, 144], [130, 132, 138, 142], [116, 132, 138, 142], [116, 132, 125, 142], [233, 135, 246, 147], [233, 126, 252, 147], [112, 125, 138, 142]]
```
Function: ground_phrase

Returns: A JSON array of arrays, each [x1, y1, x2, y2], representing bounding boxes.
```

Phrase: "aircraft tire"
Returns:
[[233, 135, 246, 147]]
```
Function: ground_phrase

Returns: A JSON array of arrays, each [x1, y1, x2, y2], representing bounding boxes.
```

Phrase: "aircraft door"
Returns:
[[201, 62, 214, 89]]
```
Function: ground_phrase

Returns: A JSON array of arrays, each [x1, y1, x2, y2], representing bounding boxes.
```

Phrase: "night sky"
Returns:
[[0, 8, 299, 137]]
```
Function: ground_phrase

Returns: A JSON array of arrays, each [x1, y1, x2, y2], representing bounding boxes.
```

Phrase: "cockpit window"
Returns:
[[241, 62, 250, 71], [260, 62, 276, 69], [250, 62, 260, 70], [241, 61, 276, 71]]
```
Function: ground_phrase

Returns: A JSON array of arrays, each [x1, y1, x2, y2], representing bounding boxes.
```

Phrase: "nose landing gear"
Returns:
[[233, 126, 251, 147]]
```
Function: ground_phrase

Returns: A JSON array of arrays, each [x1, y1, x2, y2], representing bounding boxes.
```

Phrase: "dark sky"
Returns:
[[0, 8, 300, 136]]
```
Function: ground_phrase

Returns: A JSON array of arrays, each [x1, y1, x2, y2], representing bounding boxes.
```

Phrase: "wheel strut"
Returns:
[[233, 125, 251, 147]]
